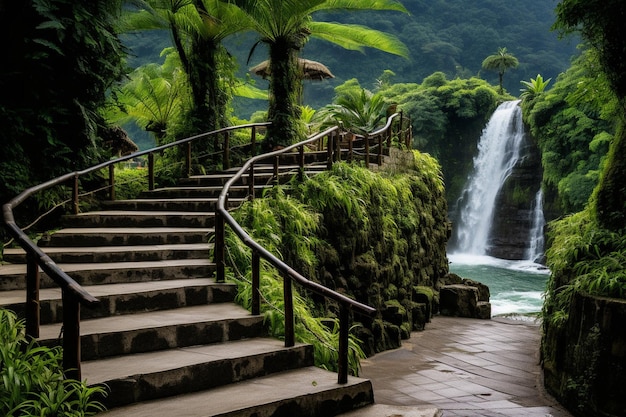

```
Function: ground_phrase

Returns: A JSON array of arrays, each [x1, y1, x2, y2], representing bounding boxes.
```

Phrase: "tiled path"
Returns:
[[360, 316, 574, 417]]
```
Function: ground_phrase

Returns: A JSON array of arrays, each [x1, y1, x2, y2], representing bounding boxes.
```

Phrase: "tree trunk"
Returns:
[[266, 38, 302, 149]]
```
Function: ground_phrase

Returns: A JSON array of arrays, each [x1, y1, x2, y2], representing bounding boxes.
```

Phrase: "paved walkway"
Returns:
[[359, 316, 573, 417]]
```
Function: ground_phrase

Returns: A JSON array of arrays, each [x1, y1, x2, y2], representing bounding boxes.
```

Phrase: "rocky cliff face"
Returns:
[[487, 131, 544, 260]]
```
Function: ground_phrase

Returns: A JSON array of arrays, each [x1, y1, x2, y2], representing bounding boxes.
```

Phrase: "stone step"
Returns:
[[140, 185, 259, 199], [178, 166, 325, 187], [100, 198, 244, 212], [3, 243, 211, 264], [39, 303, 264, 361], [39, 227, 212, 247], [61, 211, 215, 228], [97, 366, 373, 417], [0, 258, 215, 290], [86, 338, 313, 409], [1, 278, 234, 324]]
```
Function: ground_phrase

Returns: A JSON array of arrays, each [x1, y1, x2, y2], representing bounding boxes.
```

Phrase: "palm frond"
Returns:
[[310, 21, 409, 58]]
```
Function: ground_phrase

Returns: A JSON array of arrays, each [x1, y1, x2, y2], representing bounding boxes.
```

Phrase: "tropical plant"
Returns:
[[109, 48, 187, 144], [225, 0, 409, 149], [315, 82, 389, 134], [481, 47, 519, 94], [520, 74, 551, 102], [121, 0, 252, 134], [0, 309, 107, 416]]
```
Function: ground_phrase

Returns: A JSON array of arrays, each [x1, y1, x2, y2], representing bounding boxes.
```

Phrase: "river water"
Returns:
[[448, 253, 549, 318]]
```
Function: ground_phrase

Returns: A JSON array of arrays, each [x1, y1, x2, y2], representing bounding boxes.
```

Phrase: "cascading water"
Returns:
[[525, 189, 546, 263], [448, 100, 550, 317], [452, 100, 525, 255]]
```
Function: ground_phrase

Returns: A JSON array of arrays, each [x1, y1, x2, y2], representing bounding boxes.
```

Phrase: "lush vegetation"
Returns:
[[537, 1, 626, 414], [0, 309, 106, 416], [0, 1, 125, 221], [522, 50, 617, 214], [222, 155, 449, 364], [376, 72, 506, 201]]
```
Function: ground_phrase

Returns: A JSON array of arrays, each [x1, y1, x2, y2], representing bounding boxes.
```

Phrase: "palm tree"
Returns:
[[482, 47, 519, 94], [122, 0, 251, 134], [226, 0, 409, 149]]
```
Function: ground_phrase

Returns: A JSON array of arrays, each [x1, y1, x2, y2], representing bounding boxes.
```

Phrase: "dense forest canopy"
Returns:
[[123, 0, 578, 119]]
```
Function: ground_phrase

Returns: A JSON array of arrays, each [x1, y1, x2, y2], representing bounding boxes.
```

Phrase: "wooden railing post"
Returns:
[[364, 133, 370, 168], [326, 133, 333, 170], [248, 162, 255, 200], [148, 152, 155, 191], [273, 156, 280, 184], [215, 210, 225, 283], [25, 254, 40, 339], [109, 164, 115, 201], [377, 134, 383, 165], [338, 304, 349, 384], [251, 250, 260, 316], [186, 142, 192, 177], [298, 145, 305, 181], [283, 273, 295, 347], [223, 131, 230, 170], [62, 290, 81, 380], [251, 126, 257, 157], [72, 174, 79, 215]]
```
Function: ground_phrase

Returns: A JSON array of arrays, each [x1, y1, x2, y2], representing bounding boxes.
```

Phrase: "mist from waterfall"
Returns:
[[452, 100, 525, 255]]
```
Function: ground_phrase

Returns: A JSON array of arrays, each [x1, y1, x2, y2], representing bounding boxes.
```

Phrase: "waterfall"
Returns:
[[452, 100, 525, 255], [525, 189, 546, 263]]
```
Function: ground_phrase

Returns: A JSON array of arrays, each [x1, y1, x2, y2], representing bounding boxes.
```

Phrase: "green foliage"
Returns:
[[1, 0, 125, 213], [543, 208, 626, 329], [0, 309, 107, 416], [376, 72, 500, 202], [229, 0, 409, 147], [520, 74, 551, 103], [223, 154, 448, 363], [554, 0, 626, 101], [113, 167, 149, 200], [315, 82, 389, 134], [107, 49, 188, 144], [223, 186, 366, 373], [522, 50, 617, 214]]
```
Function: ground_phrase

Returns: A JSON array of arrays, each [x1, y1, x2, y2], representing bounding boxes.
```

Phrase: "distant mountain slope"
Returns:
[[123, 1, 579, 117], [293, 0, 577, 107]]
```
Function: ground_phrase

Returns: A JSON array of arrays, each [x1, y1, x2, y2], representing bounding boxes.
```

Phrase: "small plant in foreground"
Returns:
[[0, 309, 107, 416]]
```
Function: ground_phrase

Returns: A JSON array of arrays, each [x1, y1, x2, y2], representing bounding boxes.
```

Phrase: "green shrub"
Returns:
[[0, 309, 106, 416]]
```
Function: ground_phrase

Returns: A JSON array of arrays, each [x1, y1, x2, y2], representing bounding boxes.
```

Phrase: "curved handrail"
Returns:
[[2, 122, 270, 379], [3, 113, 407, 382], [215, 125, 384, 384], [217, 127, 376, 316]]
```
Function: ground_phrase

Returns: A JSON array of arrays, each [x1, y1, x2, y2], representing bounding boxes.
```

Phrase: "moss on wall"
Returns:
[[294, 152, 450, 354]]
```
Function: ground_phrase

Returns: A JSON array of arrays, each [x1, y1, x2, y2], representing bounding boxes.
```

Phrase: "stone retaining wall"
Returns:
[[542, 292, 626, 416]]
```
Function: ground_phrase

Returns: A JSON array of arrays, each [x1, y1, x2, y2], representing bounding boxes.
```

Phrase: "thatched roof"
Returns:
[[250, 58, 335, 81]]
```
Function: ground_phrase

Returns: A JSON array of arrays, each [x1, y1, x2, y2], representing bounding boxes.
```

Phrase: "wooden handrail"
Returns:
[[2, 122, 270, 380], [3, 112, 409, 383], [215, 126, 378, 384]]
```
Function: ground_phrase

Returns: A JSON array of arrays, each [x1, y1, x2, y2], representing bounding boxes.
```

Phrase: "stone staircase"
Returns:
[[0, 162, 376, 416]]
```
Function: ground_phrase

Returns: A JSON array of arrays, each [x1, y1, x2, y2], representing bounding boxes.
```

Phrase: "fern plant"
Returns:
[[222, 186, 366, 375], [0, 309, 107, 416]]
